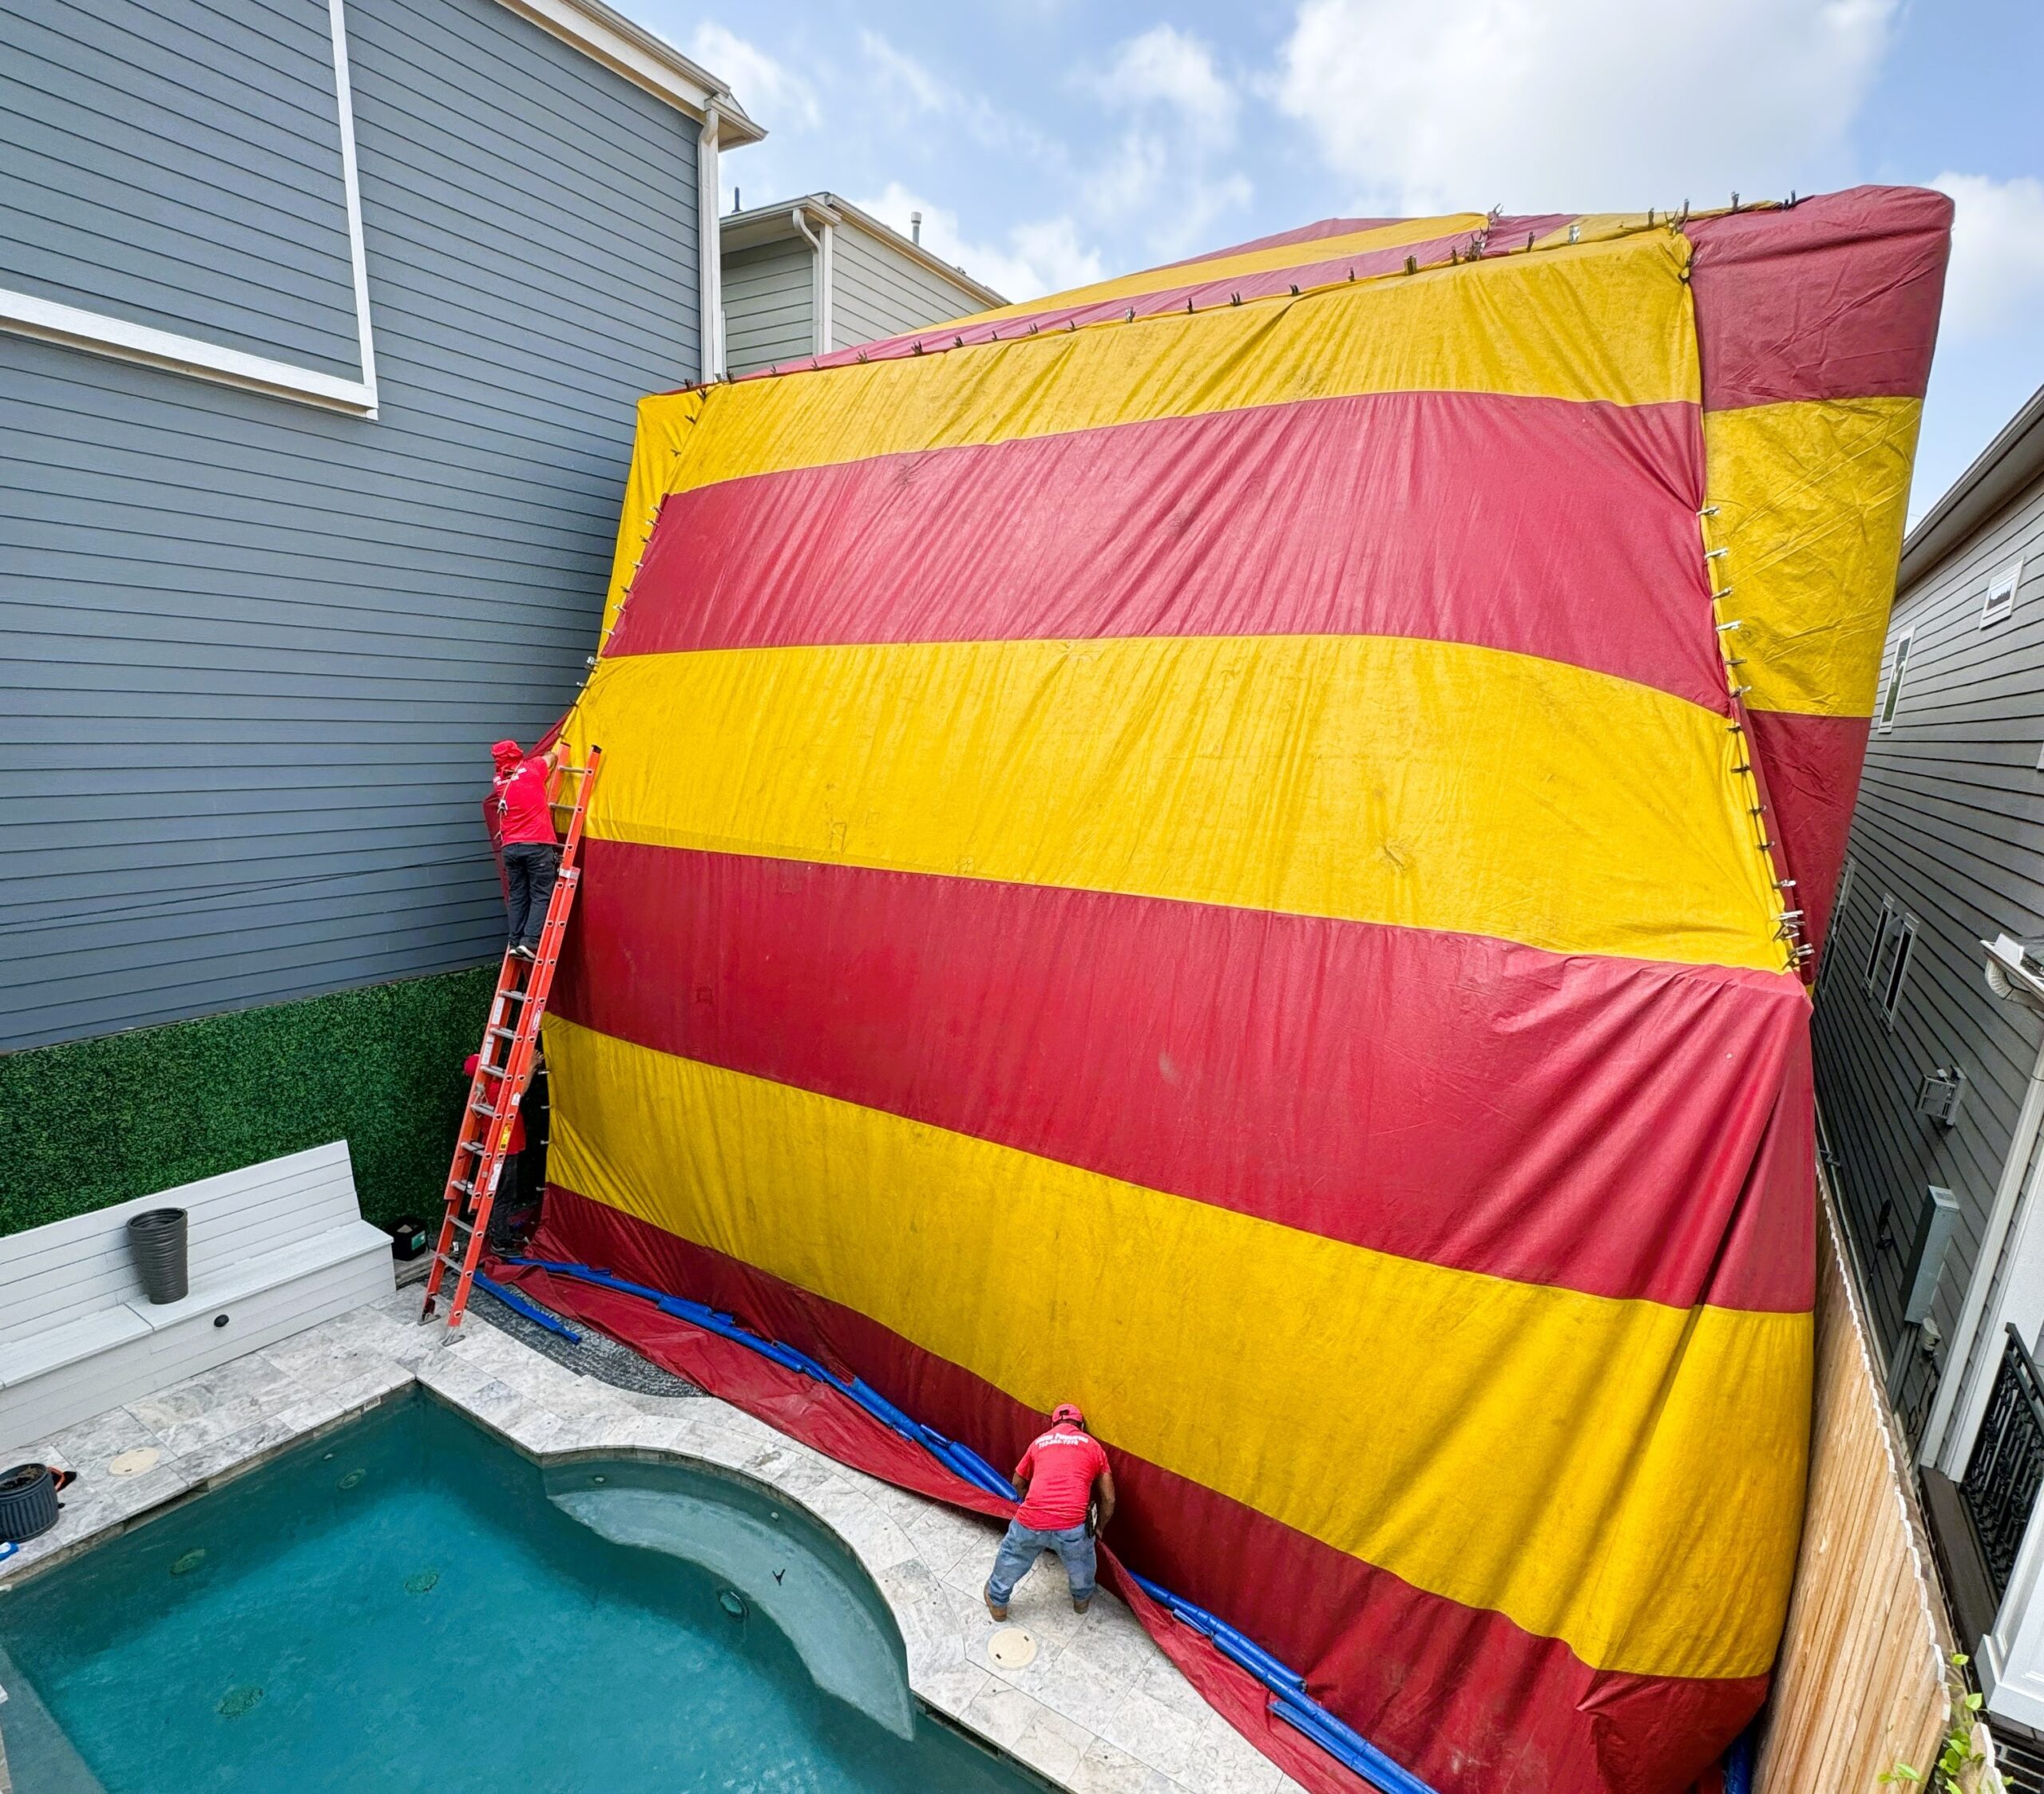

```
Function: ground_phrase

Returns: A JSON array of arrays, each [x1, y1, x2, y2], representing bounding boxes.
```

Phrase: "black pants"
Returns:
[[502, 842, 561, 948]]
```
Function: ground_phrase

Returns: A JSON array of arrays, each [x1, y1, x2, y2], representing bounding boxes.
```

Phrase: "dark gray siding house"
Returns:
[[0, 0, 759, 1227], [719, 192, 1004, 377], [1811, 382, 2044, 1725]]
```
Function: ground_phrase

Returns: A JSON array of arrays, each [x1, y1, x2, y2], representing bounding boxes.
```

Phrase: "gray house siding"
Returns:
[[830, 225, 977, 349], [2, 0, 363, 378], [1813, 466, 2044, 1427], [723, 236, 814, 374], [1, 0, 703, 1051]]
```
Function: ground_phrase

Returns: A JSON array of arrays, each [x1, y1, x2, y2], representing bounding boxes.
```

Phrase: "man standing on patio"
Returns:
[[984, 1403, 1116, 1620], [489, 739, 560, 959]]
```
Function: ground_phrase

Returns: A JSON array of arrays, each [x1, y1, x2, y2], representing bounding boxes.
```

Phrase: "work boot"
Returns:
[[1072, 1595, 1091, 1614], [984, 1590, 1009, 1622]]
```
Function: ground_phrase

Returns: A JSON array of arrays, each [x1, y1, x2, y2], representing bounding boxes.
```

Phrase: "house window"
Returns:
[[1866, 895, 1897, 991], [1819, 858, 1856, 988], [1983, 558, 2024, 627], [1878, 916, 1918, 1026], [1879, 628, 1913, 731]]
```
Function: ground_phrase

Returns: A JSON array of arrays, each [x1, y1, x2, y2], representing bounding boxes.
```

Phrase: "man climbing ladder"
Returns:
[[423, 743, 601, 1330]]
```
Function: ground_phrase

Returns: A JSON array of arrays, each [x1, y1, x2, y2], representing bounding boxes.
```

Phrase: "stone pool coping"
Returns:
[[0, 1288, 1306, 1794]]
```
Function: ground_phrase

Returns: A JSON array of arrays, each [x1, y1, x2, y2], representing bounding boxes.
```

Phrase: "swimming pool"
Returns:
[[0, 1390, 1044, 1792]]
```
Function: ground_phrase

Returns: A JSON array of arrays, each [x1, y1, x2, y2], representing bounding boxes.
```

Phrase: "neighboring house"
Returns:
[[1812, 382, 2044, 1737], [719, 192, 1004, 376], [0, 0, 758, 1218]]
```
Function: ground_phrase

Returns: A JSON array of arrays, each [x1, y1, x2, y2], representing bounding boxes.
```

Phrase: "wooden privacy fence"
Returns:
[[1755, 1177, 1974, 1792]]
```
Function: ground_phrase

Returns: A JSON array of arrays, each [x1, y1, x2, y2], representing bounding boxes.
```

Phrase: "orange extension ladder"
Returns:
[[422, 745, 601, 1330]]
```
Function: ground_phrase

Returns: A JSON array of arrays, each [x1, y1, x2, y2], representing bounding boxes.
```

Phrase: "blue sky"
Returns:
[[636, 0, 2044, 520]]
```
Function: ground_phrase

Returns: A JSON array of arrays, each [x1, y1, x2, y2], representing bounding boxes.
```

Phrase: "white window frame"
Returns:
[[1878, 914, 1918, 1028], [1865, 894, 1896, 993], [1878, 626, 1913, 731], [1818, 857, 1856, 989], [1984, 557, 2025, 628], [0, 0, 378, 417]]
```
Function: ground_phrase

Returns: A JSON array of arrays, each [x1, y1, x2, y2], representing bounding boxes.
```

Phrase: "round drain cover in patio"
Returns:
[[987, 1626, 1036, 1670], [109, 1447, 161, 1478]]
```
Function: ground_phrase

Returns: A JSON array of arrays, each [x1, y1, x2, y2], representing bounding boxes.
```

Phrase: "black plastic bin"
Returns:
[[126, 1206, 189, 1304], [0, 1463, 61, 1543]]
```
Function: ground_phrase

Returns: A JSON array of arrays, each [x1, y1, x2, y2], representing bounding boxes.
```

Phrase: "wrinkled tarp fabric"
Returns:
[[546, 190, 1950, 1794]]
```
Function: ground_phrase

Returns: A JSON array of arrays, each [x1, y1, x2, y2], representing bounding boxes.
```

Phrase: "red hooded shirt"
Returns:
[[492, 750, 556, 846]]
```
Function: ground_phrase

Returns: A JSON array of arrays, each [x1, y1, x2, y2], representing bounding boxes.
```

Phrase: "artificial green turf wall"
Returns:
[[0, 967, 497, 1237]]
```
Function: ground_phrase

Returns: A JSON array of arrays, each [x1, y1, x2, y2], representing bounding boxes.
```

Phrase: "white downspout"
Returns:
[[1922, 939, 2044, 1471], [790, 205, 833, 356], [696, 102, 723, 379]]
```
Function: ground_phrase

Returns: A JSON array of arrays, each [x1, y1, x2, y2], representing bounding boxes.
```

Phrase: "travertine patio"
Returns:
[[0, 1285, 1305, 1794]]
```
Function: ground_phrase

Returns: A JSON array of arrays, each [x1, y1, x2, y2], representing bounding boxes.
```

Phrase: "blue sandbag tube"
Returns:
[[470, 1267, 582, 1343], [504, 1253, 1436, 1794]]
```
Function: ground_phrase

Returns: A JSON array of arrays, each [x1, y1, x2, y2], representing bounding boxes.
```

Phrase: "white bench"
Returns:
[[0, 1143, 395, 1458]]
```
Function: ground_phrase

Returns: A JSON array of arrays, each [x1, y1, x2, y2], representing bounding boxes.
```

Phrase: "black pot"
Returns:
[[0, 1463, 61, 1543], [127, 1206, 189, 1304]]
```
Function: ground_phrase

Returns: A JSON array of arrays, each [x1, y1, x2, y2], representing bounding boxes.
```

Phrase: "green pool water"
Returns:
[[0, 1391, 1040, 1792]]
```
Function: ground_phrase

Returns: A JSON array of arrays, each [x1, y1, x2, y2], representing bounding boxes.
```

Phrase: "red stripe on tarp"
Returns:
[[552, 842, 1816, 1314], [774, 218, 1571, 378], [1152, 216, 1408, 267], [610, 391, 1728, 713], [1746, 707, 1872, 964], [523, 1190, 1768, 1794], [1686, 186, 1952, 410]]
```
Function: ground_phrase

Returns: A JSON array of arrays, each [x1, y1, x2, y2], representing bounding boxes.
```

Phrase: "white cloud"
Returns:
[[1275, 0, 1897, 214], [1098, 25, 1238, 140], [690, 22, 818, 131], [1932, 172, 2044, 340], [1073, 27, 1250, 257], [860, 30, 952, 115], [853, 183, 1104, 303]]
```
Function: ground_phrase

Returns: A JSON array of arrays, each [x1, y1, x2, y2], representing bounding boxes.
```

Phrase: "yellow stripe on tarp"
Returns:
[[957, 213, 1486, 327], [1704, 397, 1922, 718], [596, 229, 1699, 639], [545, 1016, 1811, 1680], [561, 633, 1785, 973]]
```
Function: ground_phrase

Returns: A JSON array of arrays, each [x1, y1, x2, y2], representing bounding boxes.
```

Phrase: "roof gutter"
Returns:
[[1898, 381, 2044, 597], [489, 0, 764, 142], [788, 204, 834, 356]]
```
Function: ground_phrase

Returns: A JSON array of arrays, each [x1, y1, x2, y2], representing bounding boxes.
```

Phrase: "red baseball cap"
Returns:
[[1052, 1403, 1085, 1427], [491, 739, 524, 768]]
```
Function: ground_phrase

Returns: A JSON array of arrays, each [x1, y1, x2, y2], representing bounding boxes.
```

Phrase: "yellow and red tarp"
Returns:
[[537, 188, 1950, 1794]]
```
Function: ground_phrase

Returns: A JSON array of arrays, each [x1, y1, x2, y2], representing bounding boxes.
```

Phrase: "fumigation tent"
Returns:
[[525, 189, 1951, 1794]]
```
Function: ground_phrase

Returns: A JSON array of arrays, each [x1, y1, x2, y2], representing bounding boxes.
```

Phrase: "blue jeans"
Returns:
[[986, 1519, 1095, 1606]]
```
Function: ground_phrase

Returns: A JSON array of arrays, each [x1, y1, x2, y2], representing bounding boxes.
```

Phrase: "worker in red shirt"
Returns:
[[489, 739, 560, 960], [984, 1403, 1116, 1621]]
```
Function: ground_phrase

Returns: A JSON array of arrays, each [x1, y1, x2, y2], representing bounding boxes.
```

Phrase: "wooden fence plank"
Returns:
[[1754, 1174, 1971, 1793]]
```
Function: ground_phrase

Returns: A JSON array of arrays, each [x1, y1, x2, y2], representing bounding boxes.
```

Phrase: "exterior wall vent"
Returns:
[[1983, 556, 2023, 627], [1917, 1066, 1968, 1128]]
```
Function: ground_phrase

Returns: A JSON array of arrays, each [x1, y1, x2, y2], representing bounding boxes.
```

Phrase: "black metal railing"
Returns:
[[1963, 1324, 2044, 1599]]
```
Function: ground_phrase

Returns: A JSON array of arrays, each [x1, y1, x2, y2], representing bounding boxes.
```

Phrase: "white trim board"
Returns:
[[490, 0, 762, 141], [0, 0, 378, 418]]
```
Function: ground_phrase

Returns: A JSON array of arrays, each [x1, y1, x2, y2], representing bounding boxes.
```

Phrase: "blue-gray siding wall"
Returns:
[[1813, 469, 2044, 1438], [1, 0, 702, 1051], [3, 0, 362, 377]]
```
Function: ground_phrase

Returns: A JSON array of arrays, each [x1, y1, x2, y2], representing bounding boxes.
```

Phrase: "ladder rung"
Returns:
[[488, 1026, 521, 1041]]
